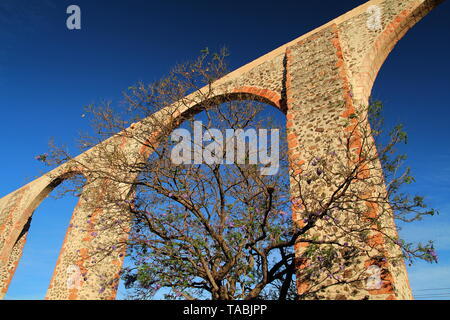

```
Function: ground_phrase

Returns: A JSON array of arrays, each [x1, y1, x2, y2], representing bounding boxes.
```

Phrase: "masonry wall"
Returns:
[[284, 23, 411, 299], [0, 0, 443, 300]]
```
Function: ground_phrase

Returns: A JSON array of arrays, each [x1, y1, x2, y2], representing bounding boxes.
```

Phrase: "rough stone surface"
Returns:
[[0, 0, 443, 300]]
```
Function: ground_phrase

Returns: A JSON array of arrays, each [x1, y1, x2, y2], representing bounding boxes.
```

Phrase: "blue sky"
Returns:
[[0, 0, 449, 300]]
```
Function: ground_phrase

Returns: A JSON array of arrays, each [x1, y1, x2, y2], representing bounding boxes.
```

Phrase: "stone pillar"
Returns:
[[0, 182, 46, 299], [46, 180, 131, 300], [285, 24, 412, 299], [0, 225, 29, 299]]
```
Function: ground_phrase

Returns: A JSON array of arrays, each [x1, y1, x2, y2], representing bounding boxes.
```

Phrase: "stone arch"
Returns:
[[230, 87, 285, 112], [137, 87, 285, 157], [352, 0, 444, 104], [177, 87, 285, 118], [0, 0, 445, 300], [343, 0, 445, 300], [0, 169, 86, 299]]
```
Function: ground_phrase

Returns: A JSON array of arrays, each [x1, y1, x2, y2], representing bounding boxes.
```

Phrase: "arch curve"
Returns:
[[137, 87, 285, 157], [0, 169, 87, 299], [353, 0, 444, 104], [0, 0, 445, 300]]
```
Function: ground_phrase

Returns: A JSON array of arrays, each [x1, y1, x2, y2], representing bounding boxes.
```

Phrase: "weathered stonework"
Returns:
[[0, 0, 444, 300]]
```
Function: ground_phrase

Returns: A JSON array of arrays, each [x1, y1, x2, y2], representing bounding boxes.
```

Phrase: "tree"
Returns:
[[42, 50, 438, 300]]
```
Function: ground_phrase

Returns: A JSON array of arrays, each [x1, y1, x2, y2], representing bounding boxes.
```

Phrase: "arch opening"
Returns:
[[114, 97, 296, 300], [3, 174, 86, 300], [354, 0, 443, 104]]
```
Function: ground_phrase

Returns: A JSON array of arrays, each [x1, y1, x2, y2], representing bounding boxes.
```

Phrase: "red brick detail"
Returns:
[[367, 233, 384, 248], [284, 44, 312, 296], [329, 25, 356, 120], [232, 86, 283, 111], [286, 120, 294, 129], [330, 24, 399, 299]]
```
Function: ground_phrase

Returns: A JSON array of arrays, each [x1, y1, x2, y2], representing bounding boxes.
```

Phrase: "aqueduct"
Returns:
[[0, 0, 445, 299]]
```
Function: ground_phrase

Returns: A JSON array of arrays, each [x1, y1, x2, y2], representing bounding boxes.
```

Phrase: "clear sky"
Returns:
[[0, 0, 449, 300]]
